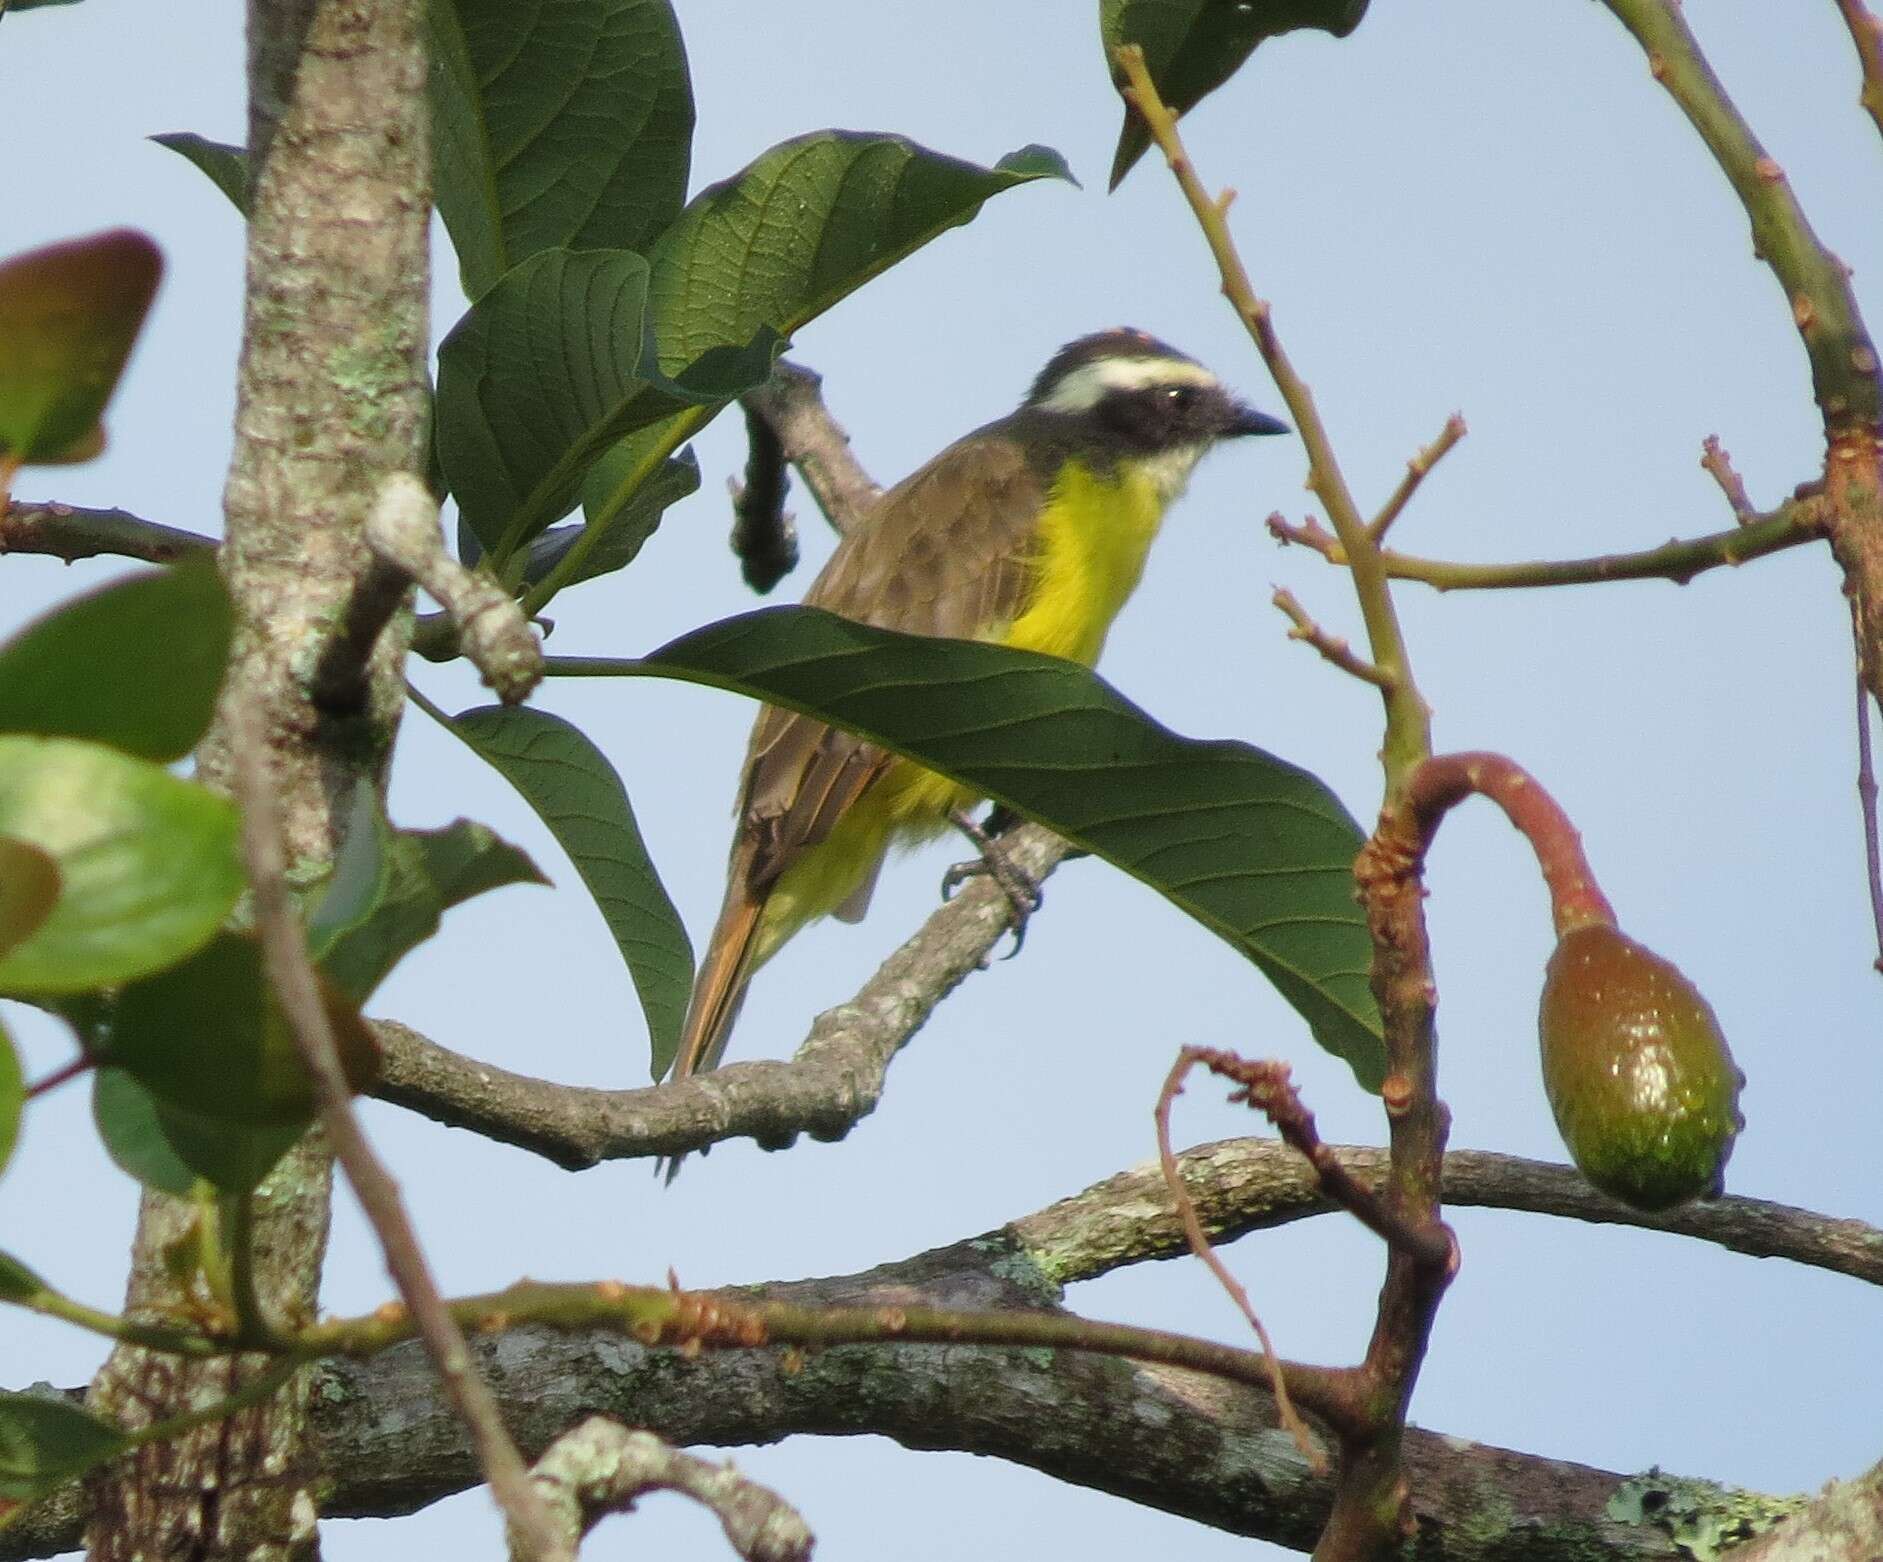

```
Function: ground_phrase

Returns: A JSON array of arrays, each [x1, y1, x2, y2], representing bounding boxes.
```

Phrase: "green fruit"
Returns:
[[1539, 924, 1743, 1212]]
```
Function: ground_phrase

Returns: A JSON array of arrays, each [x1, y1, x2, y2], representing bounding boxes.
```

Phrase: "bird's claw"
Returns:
[[943, 810, 1042, 959]]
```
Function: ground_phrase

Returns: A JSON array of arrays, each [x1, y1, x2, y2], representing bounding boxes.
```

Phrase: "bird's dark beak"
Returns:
[[1225, 400, 1290, 438]]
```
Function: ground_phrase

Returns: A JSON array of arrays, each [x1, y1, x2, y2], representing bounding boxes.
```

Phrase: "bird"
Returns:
[[666, 328, 1289, 1104]]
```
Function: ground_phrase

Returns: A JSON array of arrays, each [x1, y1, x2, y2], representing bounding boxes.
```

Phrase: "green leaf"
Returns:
[[648, 134, 1074, 373], [439, 704, 693, 1077], [100, 931, 379, 1192], [434, 246, 778, 563], [1103, 0, 1369, 189], [309, 788, 548, 1004], [521, 446, 701, 590], [569, 607, 1383, 1086], [0, 838, 59, 961], [149, 133, 250, 216], [0, 1250, 46, 1304], [107, 933, 324, 1127], [0, 1391, 128, 1502], [0, 1015, 20, 1180], [0, 737, 242, 995], [429, 0, 694, 301], [0, 229, 162, 466], [0, 563, 232, 761], [92, 1068, 195, 1196]]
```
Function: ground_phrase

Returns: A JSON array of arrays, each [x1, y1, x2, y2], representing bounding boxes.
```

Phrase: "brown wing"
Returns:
[[737, 424, 1050, 894]]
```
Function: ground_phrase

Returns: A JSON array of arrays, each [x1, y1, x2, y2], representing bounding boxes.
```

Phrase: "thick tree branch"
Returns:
[[372, 823, 1072, 1167], [0, 1219, 1798, 1562], [83, 2, 434, 1558]]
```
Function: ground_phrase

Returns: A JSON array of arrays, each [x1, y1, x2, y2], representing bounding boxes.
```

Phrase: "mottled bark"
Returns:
[[81, 1, 431, 1557]]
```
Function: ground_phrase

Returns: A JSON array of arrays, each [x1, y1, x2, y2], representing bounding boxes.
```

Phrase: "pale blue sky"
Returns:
[[2, 4, 1879, 1558]]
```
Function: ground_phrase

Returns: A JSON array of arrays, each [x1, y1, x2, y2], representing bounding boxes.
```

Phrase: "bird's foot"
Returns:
[[943, 808, 1041, 959]]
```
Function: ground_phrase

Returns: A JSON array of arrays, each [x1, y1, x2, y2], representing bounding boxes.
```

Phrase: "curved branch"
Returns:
[[372, 824, 1071, 1167]]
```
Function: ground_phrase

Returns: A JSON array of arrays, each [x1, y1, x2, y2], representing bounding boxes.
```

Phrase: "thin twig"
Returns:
[[1272, 587, 1394, 688], [0, 500, 216, 564], [1700, 436, 1757, 523], [1367, 414, 1466, 544], [1855, 676, 1883, 975], [522, 1417, 813, 1562], [1832, 0, 1883, 144], [1272, 500, 1822, 591], [226, 696, 569, 1562], [1182, 1051, 1453, 1271], [1154, 1051, 1321, 1467], [729, 401, 799, 593]]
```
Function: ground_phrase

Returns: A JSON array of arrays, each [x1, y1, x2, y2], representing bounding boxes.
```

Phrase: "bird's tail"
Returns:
[[656, 879, 770, 1183]]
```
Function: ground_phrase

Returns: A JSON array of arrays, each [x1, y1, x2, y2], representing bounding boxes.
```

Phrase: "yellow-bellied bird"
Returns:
[[671, 329, 1288, 1092]]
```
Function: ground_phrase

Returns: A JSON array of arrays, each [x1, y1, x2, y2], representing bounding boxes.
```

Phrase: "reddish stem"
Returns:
[[1405, 752, 1618, 936]]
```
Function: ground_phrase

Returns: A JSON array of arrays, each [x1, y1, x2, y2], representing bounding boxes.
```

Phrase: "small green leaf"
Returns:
[[0, 737, 242, 995], [440, 704, 693, 1077], [433, 246, 778, 562], [0, 230, 161, 466], [0, 1391, 128, 1501], [92, 1068, 196, 1196], [648, 133, 1074, 373], [0, 563, 232, 761], [0, 1015, 21, 1180], [149, 133, 250, 216], [0, 838, 59, 960], [428, 0, 694, 300], [309, 790, 548, 1004], [567, 607, 1383, 1086], [1103, 0, 1370, 189], [0, 1250, 46, 1304], [521, 446, 701, 590]]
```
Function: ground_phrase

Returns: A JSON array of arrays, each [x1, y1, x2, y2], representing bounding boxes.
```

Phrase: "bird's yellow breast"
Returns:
[[752, 458, 1175, 968], [1001, 459, 1169, 667]]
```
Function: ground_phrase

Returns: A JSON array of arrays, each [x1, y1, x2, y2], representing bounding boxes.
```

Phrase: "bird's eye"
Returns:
[[1165, 385, 1196, 409]]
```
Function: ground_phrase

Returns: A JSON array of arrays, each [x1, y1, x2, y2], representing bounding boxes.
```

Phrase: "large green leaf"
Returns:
[[0, 563, 231, 761], [0, 230, 161, 467], [1103, 0, 1370, 189], [648, 134, 1073, 372], [149, 133, 250, 216], [434, 246, 778, 563], [0, 838, 59, 961], [550, 607, 1383, 1086], [0, 1016, 20, 1181], [0, 738, 242, 995], [429, 0, 693, 301], [0, 1391, 128, 1502], [308, 786, 548, 1004], [439, 703, 693, 1078]]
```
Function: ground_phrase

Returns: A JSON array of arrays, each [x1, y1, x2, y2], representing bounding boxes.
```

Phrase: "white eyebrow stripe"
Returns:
[[1036, 355, 1219, 413]]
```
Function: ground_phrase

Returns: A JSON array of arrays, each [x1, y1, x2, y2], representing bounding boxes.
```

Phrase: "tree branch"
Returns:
[[738, 359, 883, 539], [519, 1419, 812, 1562], [0, 1210, 1799, 1562], [1835, 0, 1883, 144], [0, 500, 215, 564], [1270, 498, 1824, 592], [372, 823, 1072, 1167]]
